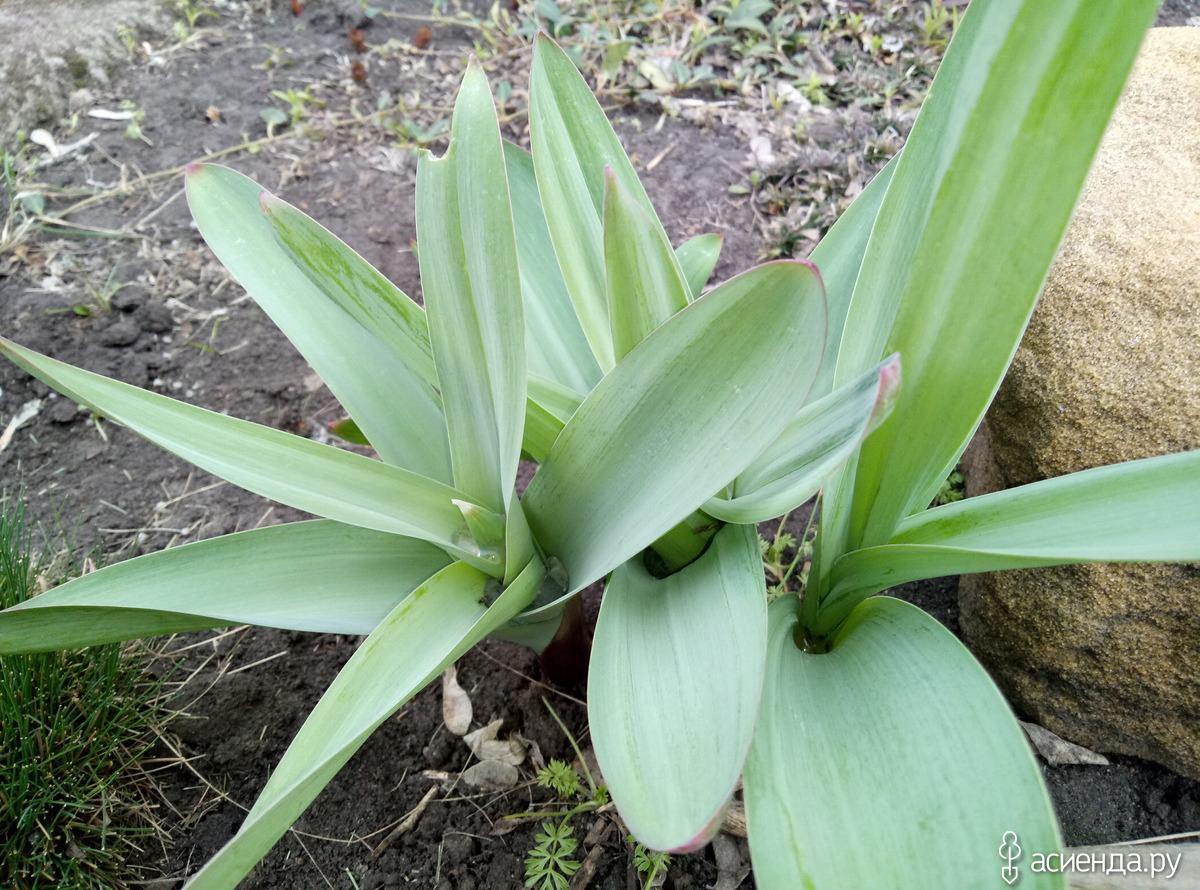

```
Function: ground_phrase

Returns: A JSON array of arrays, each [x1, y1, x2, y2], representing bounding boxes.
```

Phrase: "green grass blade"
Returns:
[[805, 156, 895, 401], [589, 523, 766, 852], [0, 338, 499, 573], [523, 260, 825, 593], [504, 142, 602, 396], [529, 34, 679, 371], [182, 556, 544, 890], [675, 233, 722, 301], [744, 596, 1063, 889], [0, 521, 451, 653], [833, 0, 1157, 549], [185, 163, 450, 481], [705, 355, 900, 524], [816, 450, 1200, 635], [417, 59, 526, 513], [604, 167, 690, 361]]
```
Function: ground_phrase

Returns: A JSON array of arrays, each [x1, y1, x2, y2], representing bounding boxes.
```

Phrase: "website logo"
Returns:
[[999, 831, 1022, 885]]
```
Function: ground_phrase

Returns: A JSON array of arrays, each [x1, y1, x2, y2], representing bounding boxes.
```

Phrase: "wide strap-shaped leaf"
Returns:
[[675, 233, 722, 301], [417, 59, 526, 513], [504, 142, 602, 396], [805, 156, 895, 401], [830, 0, 1157, 549], [589, 523, 766, 853], [704, 354, 900, 524], [813, 449, 1200, 637], [0, 521, 451, 653], [185, 163, 451, 481], [604, 167, 690, 361], [744, 596, 1063, 889], [183, 556, 545, 890], [522, 260, 826, 593], [529, 33, 678, 372], [0, 338, 499, 574]]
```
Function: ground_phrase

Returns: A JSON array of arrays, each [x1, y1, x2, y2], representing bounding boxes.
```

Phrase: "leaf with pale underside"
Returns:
[[0, 521, 450, 653], [417, 59, 526, 513], [704, 354, 900, 524], [186, 163, 450, 481], [744, 596, 1063, 889], [0, 338, 498, 574], [589, 523, 765, 852], [522, 260, 826, 594], [182, 556, 544, 890]]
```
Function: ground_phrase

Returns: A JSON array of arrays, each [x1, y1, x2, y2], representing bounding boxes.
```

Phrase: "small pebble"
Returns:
[[99, 317, 140, 347], [139, 303, 174, 333]]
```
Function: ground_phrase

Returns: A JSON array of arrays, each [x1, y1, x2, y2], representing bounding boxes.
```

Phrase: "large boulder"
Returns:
[[959, 28, 1200, 780]]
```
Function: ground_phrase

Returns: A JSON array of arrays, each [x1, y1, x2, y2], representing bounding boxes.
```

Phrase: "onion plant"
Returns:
[[2, 2, 1197, 887]]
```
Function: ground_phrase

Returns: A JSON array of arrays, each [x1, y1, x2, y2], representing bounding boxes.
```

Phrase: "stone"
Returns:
[[959, 28, 1200, 780], [99, 317, 141, 347]]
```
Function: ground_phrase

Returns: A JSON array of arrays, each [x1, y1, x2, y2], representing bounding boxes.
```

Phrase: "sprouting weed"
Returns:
[[537, 758, 583, 799], [524, 820, 580, 890]]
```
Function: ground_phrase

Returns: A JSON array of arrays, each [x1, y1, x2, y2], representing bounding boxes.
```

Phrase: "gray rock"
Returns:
[[960, 28, 1200, 780], [99, 316, 140, 347]]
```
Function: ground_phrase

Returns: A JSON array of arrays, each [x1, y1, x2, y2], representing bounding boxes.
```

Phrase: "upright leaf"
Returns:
[[831, 0, 1157, 549], [417, 59, 526, 514], [744, 596, 1063, 889], [504, 142, 602, 396], [675, 233, 723, 301], [805, 156, 895, 401], [523, 261, 826, 593], [0, 522, 451, 652], [590, 524, 766, 852], [529, 33, 679, 371], [186, 164, 451, 481], [183, 556, 545, 890], [604, 167, 690, 361]]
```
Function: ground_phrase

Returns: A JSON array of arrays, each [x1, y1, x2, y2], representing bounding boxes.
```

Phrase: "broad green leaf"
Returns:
[[529, 33, 677, 371], [0, 338, 499, 574], [256, 193, 436, 387], [814, 449, 1200, 637], [604, 167, 690, 361], [417, 59, 526, 513], [523, 260, 826, 593], [503, 142, 602, 396], [744, 596, 1063, 890], [589, 523, 766, 852], [0, 521, 450, 653], [675, 233, 722, 301], [185, 163, 451, 481], [831, 0, 1157, 549], [704, 354, 900, 523], [183, 556, 545, 890], [805, 156, 896, 401]]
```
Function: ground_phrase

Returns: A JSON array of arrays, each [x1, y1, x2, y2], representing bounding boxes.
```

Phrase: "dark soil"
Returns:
[[1, 2, 1198, 888]]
